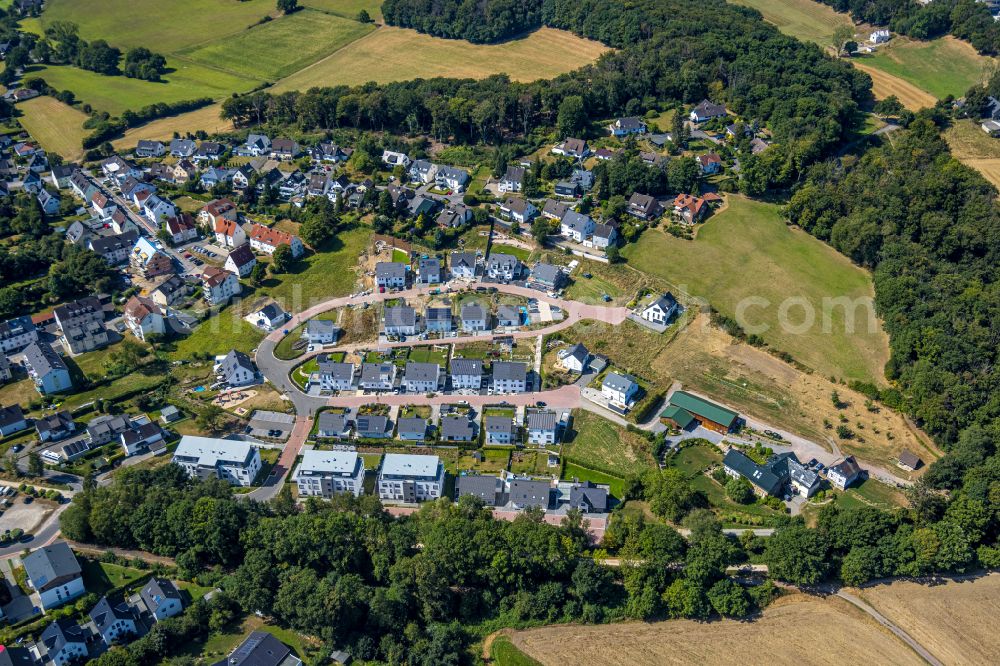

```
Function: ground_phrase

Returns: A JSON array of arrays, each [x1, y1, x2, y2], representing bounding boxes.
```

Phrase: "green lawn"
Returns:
[[177, 9, 374, 82], [622, 196, 887, 383], [727, 0, 851, 46], [406, 346, 449, 366], [79, 558, 148, 595], [304, 0, 384, 21], [859, 36, 988, 101], [563, 410, 657, 477], [275, 323, 307, 360], [170, 313, 265, 360], [491, 636, 544, 666], [561, 462, 626, 500]]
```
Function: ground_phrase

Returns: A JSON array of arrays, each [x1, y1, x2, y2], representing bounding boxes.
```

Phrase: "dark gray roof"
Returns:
[[360, 362, 394, 384], [121, 422, 162, 446], [603, 372, 637, 392], [569, 481, 608, 512], [564, 343, 589, 364], [23, 542, 80, 590], [0, 404, 25, 428], [723, 449, 784, 496], [219, 350, 255, 379], [440, 415, 475, 440], [215, 631, 295, 666], [89, 595, 137, 634], [503, 166, 525, 183], [561, 211, 592, 232], [0, 645, 34, 666], [496, 305, 520, 322], [456, 475, 500, 505], [648, 293, 678, 313], [376, 262, 407, 279], [39, 618, 88, 656], [0, 315, 34, 341], [492, 361, 527, 382], [404, 361, 440, 382], [461, 302, 485, 320], [508, 479, 551, 509], [140, 577, 182, 615], [397, 417, 427, 437], [485, 416, 513, 434], [317, 411, 348, 432], [487, 253, 519, 270], [450, 358, 483, 376], [450, 252, 477, 270], [356, 414, 389, 436], [384, 305, 416, 327], [527, 410, 557, 431], [425, 306, 451, 323], [306, 319, 337, 337], [317, 360, 354, 381], [531, 263, 563, 285]]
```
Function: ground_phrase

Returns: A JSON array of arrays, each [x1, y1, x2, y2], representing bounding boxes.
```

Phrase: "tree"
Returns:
[[645, 468, 703, 522], [249, 262, 267, 287], [357, 9, 373, 22], [531, 217, 550, 244], [196, 405, 226, 433], [725, 476, 754, 504], [277, 0, 299, 13], [764, 525, 831, 585], [873, 96, 904, 119], [27, 452, 44, 478], [832, 25, 855, 56], [270, 244, 293, 273], [706, 579, 750, 617], [556, 95, 586, 138], [605, 245, 621, 263], [2, 451, 20, 478]]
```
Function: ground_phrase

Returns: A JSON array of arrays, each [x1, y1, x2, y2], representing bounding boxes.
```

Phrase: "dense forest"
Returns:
[[813, 0, 1000, 56], [223, 0, 870, 191]]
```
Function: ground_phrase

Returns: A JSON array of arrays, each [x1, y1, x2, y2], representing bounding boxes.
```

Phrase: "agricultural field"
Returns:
[[112, 103, 232, 149], [271, 26, 610, 92], [728, 0, 851, 46], [16, 95, 89, 160], [177, 9, 375, 82], [303, 0, 384, 21], [858, 37, 989, 102], [852, 61, 937, 110], [509, 594, 924, 665], [944, 118, 1000, 190], [623, 196, 889, 384], [562, 410, 657, 476], [853, 574, 1000, 665]]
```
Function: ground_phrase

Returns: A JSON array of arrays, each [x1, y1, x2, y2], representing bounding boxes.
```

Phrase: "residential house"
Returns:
[[871, 29, 891, 43], [214, 218, 246, 249], [90, 190, 116, 219], [54, 296, 109, 354], [377, 454, 444, 502], [456, 475, 502, 506], [0, 645, 36, 666], [672, 193, 707, 224], [529, 262, 565, 291], [101, 155, 140, 183], [383, 305, 419, 336], [0, 355, 10, 383], [496, 304, 521, 328], [493, 361, 528, 393], [356, 414, 391, 439], [23, 542, 84, 611], [435, 203, 472, 229], [85, 414, 131, 446], [172, 159, 197, 184], [215, 350, 258, 388], [359, 363, 396, 392], [35, 411, 75, 442], [627, 192, 662, 220], [165, 213, 198, 245], [589, 223, 616, 249], [898, 449, 922, 472], [218, 631, 302, 666], [244, 303, 287, 331], [246, 223, 304, 257], [499, 196, 537, 224], [151, 275, 190, 308], [542, 199, 569, 221], [567, 480, 609, 513], [143, 194, 177, 224], [409, 159, 437, 185], [270, 138, 300, 160], [498, 166, 525, 193], [200, 166, 231, 189], [381, 150, 411, 169], [403, 361, 441, 393], [827, 456, 864, 490], [69, 170, 96, 200], [24, 341, 72, 394], [130, 236, 173, 278], [231, 165, 254, 190], [508, 478, 552, 510], [138, 578, 184, 622], [640, 293, 678, 326], [697, 153, 722, 174], [89, 595, 138, 645], [193, 141, 225, 163], [41, 440, 89, 464], [607, 117, 647, 136], [450, 358, 483, 390], [49, 164, 76, 189], [602, 372, 639, 408], [435, 165, 469, 192], [315, 411, 351, 438], [169, 138, 197, 158], [312, 143, 352, 162], [485, 416, 515, 445], [690, 99, 727, 123], [124, 295, 165, 341], [417, 257, 442, 284], [0, 315, 37, 353], [202, 266, 241, 305], [407, 194, 440, 218], [375, 261, 408, 290], [38, 189, 60, 215], [225, 243, 257, 278], [450, 251, 478, 278], [172, 436, 262, 486], [659, 390, 738, 433], [440, 414, 476, 442], [0, 404, 27, 437], [159, 406, 182, 424], [486, 253, 521, 282], [552, 138, 589, 159], [560, 211, 594, 242], [786, 456, 821, 497], [239, 134, 271, 157], [558, 343, 590, 373], [397, 417, 428, 441], [32, 619, 89, 666], [201, 198, 239, 227], [571, 168, 594, 191], [553, 180, 579, 198], [460, 302, 488, 332], [424, 306, 452, 333], [316, 360, 355, 392], [305, 319, 339, 344], [121, 422, 165, 457], [295, 450, 365, 498]]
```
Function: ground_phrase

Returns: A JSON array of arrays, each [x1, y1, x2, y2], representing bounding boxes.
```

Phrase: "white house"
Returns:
[[33, 619, 88, 666], [499, 197, 537, 225], [123, 295, 165, 341], [409, 159, 437, 184], [527, 410, 559, 445], [383, 305, 419, 336], [558, 343, 591, 373], [870, 29, 890, 44], [89, 596, 138, 645], [450, 358, 483, 390], [492, 361, 528, 393], [143, 194, 177, 224], [202, 266, 242, 305], [460, 302, 488, 332], [449, 252, 478, 279], [316, 360, 355, 392], [139, 578, 184, 622], [486, 253, 521, 282], [602, 372, 639, 407], [435, 165, 469, 192], [172, 436, 262, 486], [120, 422, 165, 457], [305, 319, 339, 344], [376, 261, 408, 289], [498, 166, 524, 193], [244, 303, 287, 331], [295, 450, 365, 498], [382, 150, 411, 169], [214, 350, 258, 387], [560, 211, 595, 243], [640, 293, 679, 326], [214, 218, 246, 248], [224, 243, 257, 278], [403, 361, 440, 394], [359, 362, 396, 391], [377, 453, 444, 503], [827, 456, 864, 490], [23, 542, 85, 611], [246, 223, 304, 257]]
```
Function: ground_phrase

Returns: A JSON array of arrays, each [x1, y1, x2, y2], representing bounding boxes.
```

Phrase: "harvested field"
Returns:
[[853, 61, 937, 110], [944, 118, 1000, 190], [510, 594, 923, 665], [854, 574, 1000, 666], [271, 26, 610, 92], [961, 159, 1000, 190], [113, 104, 233, 149], [859, 36, 989, 102], [16, 95, 89, 160], [728, 0, 851, 45]]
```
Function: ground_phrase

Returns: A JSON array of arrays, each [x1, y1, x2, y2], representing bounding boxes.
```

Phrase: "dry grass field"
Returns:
[[16, 95, 89, 160], [729, 0, 851, 45], [944, 118, 1000, 190], [112, 104, 233, 149], [853, 574, 1000, 665], [853, 61, 938, 110], [271, 26, 610, 92], [859, 36, 990, 102], [510, 594, 924, 665]]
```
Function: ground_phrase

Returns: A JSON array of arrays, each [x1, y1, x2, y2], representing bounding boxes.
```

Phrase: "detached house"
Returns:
[[417, 257, 443, 284], [200, 197, 239, 227], [486, 253, 521, 282], [376, 261, 408, 289], [202, 266, 241, 305], [672, 193, 707, 224], [23, 542, 84, 611], [828, 456, 864, 490], [54, 296, 108, 354], [640, 293, 678, 326], [169, 138, 197, 158], [690, 99, 727, 123], [270, 138, 300, 160], [151, 275, 190, 307], [139, 578, 184, 622], [450, 358, 483, 389], [25, 341, 72, 394], [143, 194, 177, 224], [552, 138, 589, 159], [123, 295, 166, 341], [215, 350, 258, 388], [607, 116, 647, 136], [435, 165, 469, 192], [409, 159, 437, 184], [403, 361, 441, 394], [460, 302, 488, 332], [247, 223, 304, 257], [627, 192, 662, 220], [383, 305, 419, 336], [382, 150, 411, 169], [32, 619, 89, 666], [360, 362, 396, 391], [560, 211, 595, 242], [499, 197, 537, 225], [239, 134, 271, 157], [498, 166, 525, 193], [172, 436, 261, 486], [89, 595, 138, 645], [697, 153, 723, 174], [602, 372, 639, 408], [225, 243, 257, 278], [492, 361, 528, 393], [316, 359, 355, 392], [214, 217, 246, 248], [450, 251, 478, 279], [165, 213, 198, 245]]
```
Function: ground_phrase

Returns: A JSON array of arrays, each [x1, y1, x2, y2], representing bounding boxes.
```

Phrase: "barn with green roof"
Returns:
[[660, 390, 739, 433]]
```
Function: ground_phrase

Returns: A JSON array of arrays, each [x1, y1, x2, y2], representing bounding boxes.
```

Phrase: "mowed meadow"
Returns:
[[16, 0, 609, 154]]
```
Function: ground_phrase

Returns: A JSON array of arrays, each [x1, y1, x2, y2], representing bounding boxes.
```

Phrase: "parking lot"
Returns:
[[247, 410, 295, 441]]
